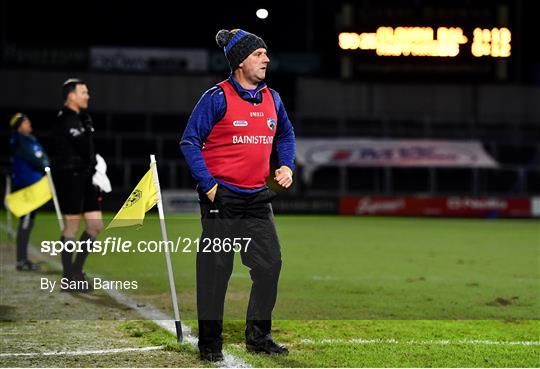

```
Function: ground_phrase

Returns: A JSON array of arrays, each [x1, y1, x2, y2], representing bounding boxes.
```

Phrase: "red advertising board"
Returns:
[[339, 196, 535, 217]]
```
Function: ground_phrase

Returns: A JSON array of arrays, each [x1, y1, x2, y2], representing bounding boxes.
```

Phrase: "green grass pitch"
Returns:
[[3, 212, 539, 367]]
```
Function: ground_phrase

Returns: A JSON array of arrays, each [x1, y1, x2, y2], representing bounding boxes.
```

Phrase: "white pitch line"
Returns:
[[104, 288, 250, 368], [299, 338, 540, 346], [0, 224, 251, 368], [0, 345, 165, 358]]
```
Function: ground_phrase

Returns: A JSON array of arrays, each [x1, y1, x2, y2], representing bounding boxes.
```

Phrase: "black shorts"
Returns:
[[54, 170, 101, 215]]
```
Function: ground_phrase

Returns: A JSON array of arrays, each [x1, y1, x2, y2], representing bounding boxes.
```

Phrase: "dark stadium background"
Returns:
[[1, 0, 538, 215]]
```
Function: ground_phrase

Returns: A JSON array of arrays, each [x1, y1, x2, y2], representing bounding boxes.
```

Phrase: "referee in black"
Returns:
[[52, 79, 103, 292]]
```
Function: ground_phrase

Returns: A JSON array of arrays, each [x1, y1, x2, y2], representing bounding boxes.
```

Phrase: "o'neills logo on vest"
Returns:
[[233, 120, 248, 127], [232, 135, 274, 144]]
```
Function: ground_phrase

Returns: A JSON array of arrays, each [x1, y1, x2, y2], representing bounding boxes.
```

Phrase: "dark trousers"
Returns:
[[197, 185, 282, 352], [16, 211, 36, 262]]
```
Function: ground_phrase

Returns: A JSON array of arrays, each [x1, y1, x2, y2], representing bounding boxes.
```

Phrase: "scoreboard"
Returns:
[[339, 27, 511, 58], [335, 1, 518, 82]]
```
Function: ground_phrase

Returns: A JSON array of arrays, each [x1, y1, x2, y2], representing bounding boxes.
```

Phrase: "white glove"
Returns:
[[92, 154, 112, 193]]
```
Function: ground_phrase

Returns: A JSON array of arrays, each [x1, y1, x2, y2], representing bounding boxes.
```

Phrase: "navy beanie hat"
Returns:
[[216, 29, 267, 70]]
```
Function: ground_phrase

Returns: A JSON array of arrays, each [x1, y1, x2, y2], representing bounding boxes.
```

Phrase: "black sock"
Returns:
[[61, 236, 75, 279], [72, 231, 95, 275], [16, 213, 34, 262]]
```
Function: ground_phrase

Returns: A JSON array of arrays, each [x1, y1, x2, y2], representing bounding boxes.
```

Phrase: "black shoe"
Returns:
[[71, 272, 94, 292], [246, 339, 289, 355], [199, 350, 224, 362], [16, 260, 40, 271]]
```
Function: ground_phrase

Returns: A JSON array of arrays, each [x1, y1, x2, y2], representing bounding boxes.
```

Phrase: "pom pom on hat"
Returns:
[[215, 28, 267, 70], [216, 29, 233, 48]]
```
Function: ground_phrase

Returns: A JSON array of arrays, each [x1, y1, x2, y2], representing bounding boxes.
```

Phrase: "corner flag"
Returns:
[[5, 176, 52, 217], [106, 164, 159, 229], [105, 155, 183, 342]]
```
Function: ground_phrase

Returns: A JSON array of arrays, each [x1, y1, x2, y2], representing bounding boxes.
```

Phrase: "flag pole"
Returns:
[[150, 154, 183, 342], [4, 174, 13, 239], [44, 167, 64, 232]]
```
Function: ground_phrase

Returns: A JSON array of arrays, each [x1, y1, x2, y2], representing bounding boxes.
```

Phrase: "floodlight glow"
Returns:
[[256, 9, 269, 19]]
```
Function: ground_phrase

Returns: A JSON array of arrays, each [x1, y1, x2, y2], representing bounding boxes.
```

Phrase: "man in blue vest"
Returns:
[[181, 29, 295, 362], [9, 113, 49, 271]]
